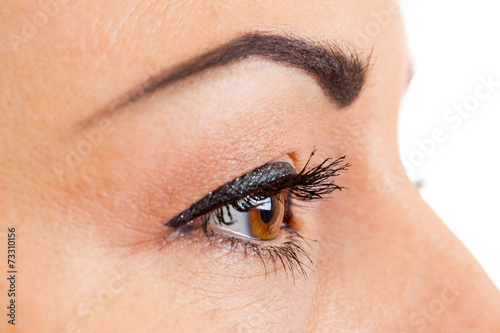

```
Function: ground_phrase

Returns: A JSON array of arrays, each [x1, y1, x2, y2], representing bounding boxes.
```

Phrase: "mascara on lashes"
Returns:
[[165, 162, 296, 228]]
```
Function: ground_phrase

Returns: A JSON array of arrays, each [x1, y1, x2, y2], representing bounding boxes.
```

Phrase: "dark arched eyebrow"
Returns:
[[89, 33, 369, 124]]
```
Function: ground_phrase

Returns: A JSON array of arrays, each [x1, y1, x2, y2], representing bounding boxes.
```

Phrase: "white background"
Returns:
[[399, 0, 499, 288]]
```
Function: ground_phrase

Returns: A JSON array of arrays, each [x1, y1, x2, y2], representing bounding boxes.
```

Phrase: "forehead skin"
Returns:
[[1, 1, 499, 333], [1, 0, 407, 127]]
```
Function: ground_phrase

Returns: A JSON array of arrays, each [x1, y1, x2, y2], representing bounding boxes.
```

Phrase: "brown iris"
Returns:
[[248, 193, 285, 240]]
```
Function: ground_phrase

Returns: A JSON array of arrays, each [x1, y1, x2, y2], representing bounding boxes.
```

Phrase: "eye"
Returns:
[[209, 193, 286, 240], [164, 152, 349, 278]]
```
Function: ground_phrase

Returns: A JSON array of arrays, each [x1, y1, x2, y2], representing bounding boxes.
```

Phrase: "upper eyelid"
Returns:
[[165, 162, 297, 228]]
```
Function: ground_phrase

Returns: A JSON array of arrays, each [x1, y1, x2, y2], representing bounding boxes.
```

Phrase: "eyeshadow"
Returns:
[[165, 162, 296, 228]]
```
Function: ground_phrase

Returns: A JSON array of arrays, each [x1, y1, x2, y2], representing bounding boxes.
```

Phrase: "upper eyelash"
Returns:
[[165, 150, 350, 229]]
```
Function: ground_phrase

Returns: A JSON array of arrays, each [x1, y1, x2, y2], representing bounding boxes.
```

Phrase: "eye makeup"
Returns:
[[165, 161, 297, 228], [164, 150, 350, 278]]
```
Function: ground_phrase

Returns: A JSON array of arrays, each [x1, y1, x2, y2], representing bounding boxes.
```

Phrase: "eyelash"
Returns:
[[176, 151, 349, 279]]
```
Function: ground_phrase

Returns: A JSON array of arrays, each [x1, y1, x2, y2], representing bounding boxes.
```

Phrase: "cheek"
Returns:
[[73, 242, 318, 332]]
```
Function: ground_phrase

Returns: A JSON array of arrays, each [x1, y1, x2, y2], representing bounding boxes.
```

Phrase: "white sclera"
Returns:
[[210, 197, 273, 239]]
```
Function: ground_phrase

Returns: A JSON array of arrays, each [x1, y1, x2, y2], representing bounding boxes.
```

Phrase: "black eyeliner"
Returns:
[[165, 162, 297, 228], [165, 151, 349, 230]]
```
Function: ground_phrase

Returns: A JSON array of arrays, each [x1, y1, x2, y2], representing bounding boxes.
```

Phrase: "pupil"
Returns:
[[260, 200, 274, 224]]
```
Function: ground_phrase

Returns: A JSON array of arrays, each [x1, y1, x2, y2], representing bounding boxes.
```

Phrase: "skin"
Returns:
[[1, 0, 499, 332]]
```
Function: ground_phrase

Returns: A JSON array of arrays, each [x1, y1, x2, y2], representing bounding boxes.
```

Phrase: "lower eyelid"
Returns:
[[210, 223, 255, 240], [174, 223, 314, 278], [217, 229, 314, 278]]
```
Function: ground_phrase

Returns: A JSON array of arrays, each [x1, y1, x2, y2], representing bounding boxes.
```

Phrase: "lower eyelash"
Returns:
[[202, 227, 315, 280]]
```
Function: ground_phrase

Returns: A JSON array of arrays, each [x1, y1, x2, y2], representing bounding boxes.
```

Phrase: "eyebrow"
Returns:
[[91, 33, 369, 123]]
